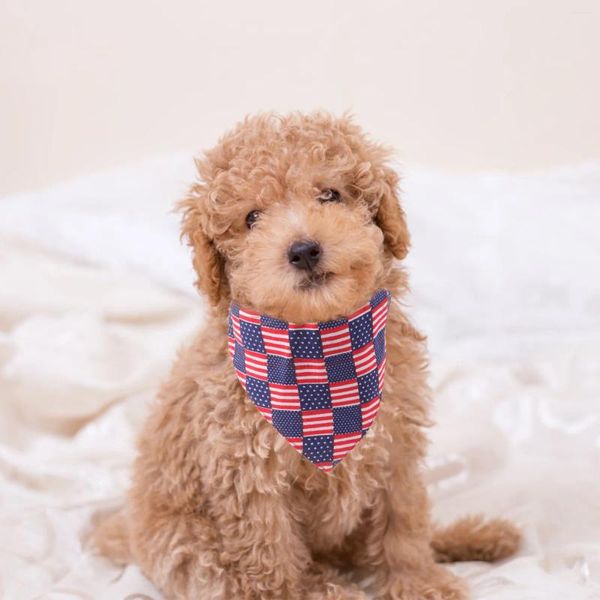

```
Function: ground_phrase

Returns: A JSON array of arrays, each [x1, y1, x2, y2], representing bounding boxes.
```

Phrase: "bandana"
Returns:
[[227, 289, 390, 473]]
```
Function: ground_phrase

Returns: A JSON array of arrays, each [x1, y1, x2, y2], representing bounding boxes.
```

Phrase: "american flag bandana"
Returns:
[[227, 289, 391, 473]]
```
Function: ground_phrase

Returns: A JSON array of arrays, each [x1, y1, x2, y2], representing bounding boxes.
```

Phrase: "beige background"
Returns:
[[1, 0, 599, 195]]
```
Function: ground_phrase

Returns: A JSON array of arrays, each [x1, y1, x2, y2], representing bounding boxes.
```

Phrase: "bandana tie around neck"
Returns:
[[227, 289, 391, 473]]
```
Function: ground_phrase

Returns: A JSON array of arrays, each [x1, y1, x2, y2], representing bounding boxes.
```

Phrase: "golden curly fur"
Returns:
[[93, 113, 520, 599]]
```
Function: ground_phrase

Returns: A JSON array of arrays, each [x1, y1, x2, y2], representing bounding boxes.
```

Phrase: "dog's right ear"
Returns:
[[375, 166, 410, 260], [179, 190, 227, 307]]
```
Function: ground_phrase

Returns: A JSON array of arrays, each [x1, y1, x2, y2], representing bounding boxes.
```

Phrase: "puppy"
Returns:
[[94, 113, 520, 599]]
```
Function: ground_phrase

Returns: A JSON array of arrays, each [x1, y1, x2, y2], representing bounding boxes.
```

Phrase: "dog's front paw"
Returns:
[[380, 565, 468, 600], [306, 584, 368, 600], [304, 566, 368, 600]]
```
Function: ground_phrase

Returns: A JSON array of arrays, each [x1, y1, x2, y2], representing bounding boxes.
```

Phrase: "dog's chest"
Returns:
[[291, 461, 377, 551]]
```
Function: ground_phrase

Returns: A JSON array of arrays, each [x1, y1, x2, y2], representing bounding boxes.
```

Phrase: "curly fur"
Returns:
[[92, 112, 520, 599]]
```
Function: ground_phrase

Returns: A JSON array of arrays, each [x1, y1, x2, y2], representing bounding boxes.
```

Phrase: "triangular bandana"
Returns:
[[227, 289, 390, 472]]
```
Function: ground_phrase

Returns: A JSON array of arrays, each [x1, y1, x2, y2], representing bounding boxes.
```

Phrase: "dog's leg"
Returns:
[[129, 483, 364, 599], [305, 562, 369, 600], [349, 462, 468, 600], [211, 487, 369, 599], [129, 498, 305, 599], [129, 508, 229, 599]]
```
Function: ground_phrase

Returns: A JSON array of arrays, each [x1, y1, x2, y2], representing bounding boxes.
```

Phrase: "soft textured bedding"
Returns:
[[1, 157, 599, 599]]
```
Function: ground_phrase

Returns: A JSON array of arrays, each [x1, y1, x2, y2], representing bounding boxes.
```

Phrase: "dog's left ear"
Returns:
[[375, 166, 410, 259], [179, 189, 228, 307]]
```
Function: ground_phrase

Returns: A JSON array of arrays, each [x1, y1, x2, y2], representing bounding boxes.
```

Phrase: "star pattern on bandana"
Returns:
[[227, 289, 390, 473]]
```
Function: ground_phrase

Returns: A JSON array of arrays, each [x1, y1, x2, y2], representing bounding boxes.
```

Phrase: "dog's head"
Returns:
[[181, 113, 409, 322]]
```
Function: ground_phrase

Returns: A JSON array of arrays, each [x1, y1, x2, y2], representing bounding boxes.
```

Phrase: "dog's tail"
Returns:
[[431, 514, 521, 563], [89, 507, 132, 565]]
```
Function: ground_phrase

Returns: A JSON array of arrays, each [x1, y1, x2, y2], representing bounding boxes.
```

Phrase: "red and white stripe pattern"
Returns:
[[372, 296, 389, 337], [244, 350, 268, 381], [302, 409, 334, 436], [227, 337, 236, 358], [330, 379, 360, 407], [320, 324, 352, 356], [227, 289, 391, 473], [268, 383, 300, 410], [314, 462, 333, 473], [360, 397, 380, 430], [238, 308, 261, 324], [333, 432, 363, 461], [288, 322, 319, 331], [261, 327, 291, 357], [293, 358, 328, 384], [352, 341, 377, 377], [235, 370, 247, 387], [288, 437, 303, 453], [230, 313, 243, 344], [348, 302, 371, 321], [256, 405, 273, 423]]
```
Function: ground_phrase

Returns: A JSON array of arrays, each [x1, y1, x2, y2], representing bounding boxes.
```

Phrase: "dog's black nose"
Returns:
[[288, 240, 321, 271]]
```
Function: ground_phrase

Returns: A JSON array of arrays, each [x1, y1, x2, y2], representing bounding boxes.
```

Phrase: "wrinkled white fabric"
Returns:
[[0, 157, 599, 599]]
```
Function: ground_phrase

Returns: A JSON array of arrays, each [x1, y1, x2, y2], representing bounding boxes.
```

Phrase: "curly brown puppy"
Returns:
[[93, 112, 520, 599]]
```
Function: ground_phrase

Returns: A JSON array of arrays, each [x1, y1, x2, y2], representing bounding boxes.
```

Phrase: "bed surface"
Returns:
[[1, 156, 599, 599]]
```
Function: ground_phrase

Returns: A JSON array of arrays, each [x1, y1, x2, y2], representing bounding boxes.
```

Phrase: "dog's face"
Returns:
[[181, 113, 409, 322]]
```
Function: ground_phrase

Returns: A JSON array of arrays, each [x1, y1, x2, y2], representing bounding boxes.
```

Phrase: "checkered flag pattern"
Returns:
[[227, 289, 391, 472]]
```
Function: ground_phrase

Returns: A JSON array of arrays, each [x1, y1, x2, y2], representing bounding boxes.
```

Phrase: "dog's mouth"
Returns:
[[297, 271, 334, 290]]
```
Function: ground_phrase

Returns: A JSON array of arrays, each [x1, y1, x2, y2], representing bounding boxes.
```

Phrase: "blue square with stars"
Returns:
[[357, 370, 379, 403], [324, 352, 356, 383], [232, 342, 246, 373], [302, 435, 333, 463], [298, 384, 332, 411], [373, 330, 386, 365], [261, 315, 288, 329], [318, 318, 346, 331], [245, 376, 271, 408], [288, 329, 323, 358], [333, 405, 362, 434], [267, 355, 296, 385], [267, 354, 296, 385], [272, 409, 303, 438], [240, 321, 265, 353], [371, 289, 389, 308], [348, 312, 373, 350]]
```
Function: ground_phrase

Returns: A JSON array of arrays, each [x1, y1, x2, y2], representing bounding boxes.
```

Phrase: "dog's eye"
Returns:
[[245, 210, 261, 229], [318, 188, 341, 203]]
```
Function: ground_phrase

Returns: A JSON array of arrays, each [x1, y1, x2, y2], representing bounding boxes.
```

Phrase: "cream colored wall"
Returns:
[[1, 0, 599, 195]]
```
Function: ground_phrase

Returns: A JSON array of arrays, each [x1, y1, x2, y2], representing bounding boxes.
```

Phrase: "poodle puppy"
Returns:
[[94, 113, 520, 599]]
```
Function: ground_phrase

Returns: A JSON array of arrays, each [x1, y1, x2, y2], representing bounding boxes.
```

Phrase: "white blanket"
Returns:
[[1, 157, 599, 599]]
